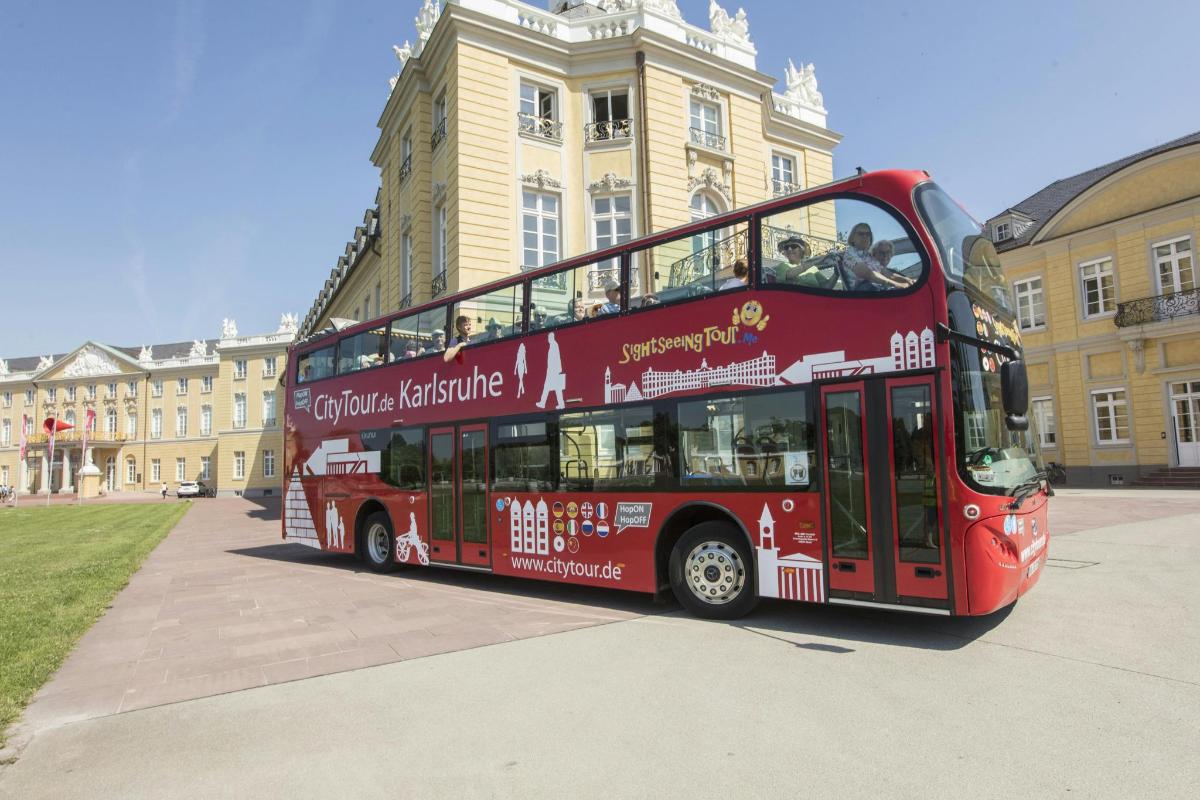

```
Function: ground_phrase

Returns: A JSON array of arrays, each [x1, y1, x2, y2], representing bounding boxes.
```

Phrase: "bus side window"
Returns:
[[382, 427, 425, 489], [631, 217, 750, 308], [493, 418, 555, 492], [338, 325, 388, 374], [297, 344, 335, 383]]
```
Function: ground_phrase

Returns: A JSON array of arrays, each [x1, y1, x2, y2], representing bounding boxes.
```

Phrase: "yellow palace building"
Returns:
[[987, 131, 1200, 487], [0, 318, 295, 498], [298, 0, 842, 335]]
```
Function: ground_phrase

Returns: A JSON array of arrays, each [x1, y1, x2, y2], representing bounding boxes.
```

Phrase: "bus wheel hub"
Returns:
[[685, 542, 745, 605]]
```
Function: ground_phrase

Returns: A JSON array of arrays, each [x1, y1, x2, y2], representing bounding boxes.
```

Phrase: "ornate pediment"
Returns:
[[61, 346, 122, 378], [520, 170, 562, 190], [588, 173, 633, 193]]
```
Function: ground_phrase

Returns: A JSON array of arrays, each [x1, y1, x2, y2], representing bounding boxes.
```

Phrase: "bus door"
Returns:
[[819, 375, 948, 608], [428, 424, 491, 568]]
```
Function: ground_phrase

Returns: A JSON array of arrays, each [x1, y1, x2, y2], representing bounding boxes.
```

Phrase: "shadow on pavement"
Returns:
[[229, 540, 1011, 652]]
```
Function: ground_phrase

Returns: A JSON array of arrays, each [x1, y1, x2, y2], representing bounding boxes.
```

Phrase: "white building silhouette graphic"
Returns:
[[283, 467, 321, 549], [776, 328, 935, 385], [605, 352, 776, 403], [303, 438, 381, 476], [755, 503, 824, 602], [510, 498, 549, 555]]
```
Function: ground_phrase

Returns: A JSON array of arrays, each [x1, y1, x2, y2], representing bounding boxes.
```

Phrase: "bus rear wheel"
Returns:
[[362, 512, 396, 573], [668, 522, 757, 620]]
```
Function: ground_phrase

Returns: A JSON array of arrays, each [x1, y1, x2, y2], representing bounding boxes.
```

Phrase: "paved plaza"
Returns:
[[1, 489, 1198, 798]]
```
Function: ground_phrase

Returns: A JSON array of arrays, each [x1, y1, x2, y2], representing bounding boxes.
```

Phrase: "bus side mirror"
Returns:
[[1001, 359, 1029, 431]]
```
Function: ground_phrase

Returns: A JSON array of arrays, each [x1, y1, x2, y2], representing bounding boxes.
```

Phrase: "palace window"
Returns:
[[518, 82, 560, 141], [150, 458, 161, 482], [175, 406, 188, 438], [1092, 389, 1130, 444], [177, 377, 188, 395], [151, 409, 162, 439], [46, 387, 57, 403], [66, 385, 76, 402], [151, 379, 163, 398], [1012, 277, 1045, 330], [233, 451, 246, 480], [233, 393, 247, 429], [401, 233, 413, 305], [125, 411, 136, 438], [522, 191, 560, 270], [86, 384, 96, 400], [262, 391, 276, 427], [771, 153, 797, 195], [1153, 236, 1194, 295], [2, 392, 10, 408], [263, 450, 275, 479], [689, 99, 723, 150], [201, 375, 213, 393], [263, 357, 277, 378], [587, 89, 631, 142], [234, 360, 247, 380], [1, 420, 9, 446], [200, 405, 212, 436], [993, 221, 1011, 242], [200, 456, 211, 480], [1080, 258, 1116, 318], [434, 205, 448, 287], [431, 91, 448, 150], [126, 457, 137, 484], [25, 389, 33, 405], [175, 457, 186, 482], [125, 380, 136, 397], [107, 408, 118, 434], [1032, 397, 1056, 448]]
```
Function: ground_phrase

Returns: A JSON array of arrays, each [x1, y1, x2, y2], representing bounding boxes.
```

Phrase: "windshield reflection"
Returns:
[[915, 183, 1012, 312]]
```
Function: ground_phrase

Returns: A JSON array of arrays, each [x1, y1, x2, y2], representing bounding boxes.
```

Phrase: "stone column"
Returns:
[[39, 453, 49, 494], [61, 449, 73, 493]]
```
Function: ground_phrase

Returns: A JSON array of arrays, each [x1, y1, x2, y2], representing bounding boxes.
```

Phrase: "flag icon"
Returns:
[[596, 522, 610, 538]]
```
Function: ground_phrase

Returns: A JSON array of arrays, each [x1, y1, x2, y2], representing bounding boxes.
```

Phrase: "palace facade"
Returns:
[[0, 318, 295, 497], [987, 131, 1200, 486], [299, 0, 841, 336]]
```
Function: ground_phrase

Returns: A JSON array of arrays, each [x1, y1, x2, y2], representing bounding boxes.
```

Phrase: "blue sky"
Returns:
[[1, 0, 1196, 356]]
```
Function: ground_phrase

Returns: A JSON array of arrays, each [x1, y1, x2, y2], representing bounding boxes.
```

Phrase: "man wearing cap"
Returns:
[[423, 328, 446, 354], [598, 280, 621, 315]]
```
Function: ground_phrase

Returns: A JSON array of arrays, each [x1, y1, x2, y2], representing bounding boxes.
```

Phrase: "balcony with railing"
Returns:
[[431, 271, 447, 297], [584, 119, 633, 143], [517, 112, 563, 142], [399, 155, 412, 184], [399, 291, 413, 310], [1115, 287, 1200, 327], [430, 118, 447, 151], [689, 126, 726, 151], [771, 179, 802, 197]]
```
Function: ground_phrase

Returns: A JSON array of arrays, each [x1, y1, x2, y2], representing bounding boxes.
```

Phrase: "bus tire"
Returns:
[[362, 511, 397, 573], [668, 521, 758, 620]]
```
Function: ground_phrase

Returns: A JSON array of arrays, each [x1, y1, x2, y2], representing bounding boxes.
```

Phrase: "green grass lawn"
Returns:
[[0, 502, 190, 742]]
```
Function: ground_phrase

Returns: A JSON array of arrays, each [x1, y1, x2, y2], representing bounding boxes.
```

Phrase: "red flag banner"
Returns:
[[80, 408, 95, 458], [18, 414, 27, 461]]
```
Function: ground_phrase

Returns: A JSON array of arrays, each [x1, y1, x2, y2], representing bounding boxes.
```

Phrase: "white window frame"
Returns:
[[200, 456, 211, 480], [1152, 235, 1194, 295], [233, 451, 246, 480], [234, 360, 248, 380], [175, 457, 186, 482], [262, 391, 276, 427], [200, 405, 212, 436], [263, 357, 277, 378], [151, 409, 163, 440], [86, 384, 96, 400], [233, 393, 247, 429], [47, 387, 56, 403], [1, 419, 10, 446], [124, 411, 136, 438], [591, 193, 633, 252], [150, 458, 161, 483], [175, 406, 188, 438], [519, 81, 557, 122], [401, 232, 413, 300], [1091, 388, 1130, 445], [263, 449, 275, 479], [126, 380, 136, 397], [151, 379, 163, 398], [1079, 257, 1116, 319], [201, 375, 213, 393], [106, 408, 119, 434], [126, 457, 137, 484], [66, 385, 76, 402], [770, 153, 796, 195], [521, 190, 561, 271], [689, 98, 721, 137], [176, 377, 188, 395], [25, 389, 33, 405], [1031, 396, 1057, 449], [1012, 276, 1046, 331], [434, 205, 448, 280], [993, 221, 1011, 242]]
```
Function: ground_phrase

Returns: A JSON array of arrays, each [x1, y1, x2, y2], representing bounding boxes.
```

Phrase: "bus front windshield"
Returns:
[[916, 182, 1041, 494]]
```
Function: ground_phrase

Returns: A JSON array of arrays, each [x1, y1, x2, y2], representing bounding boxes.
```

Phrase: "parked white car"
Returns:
[[176, 481, 215, 498]]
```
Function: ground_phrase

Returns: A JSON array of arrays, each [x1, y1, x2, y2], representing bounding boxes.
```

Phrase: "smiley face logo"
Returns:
[[732, 300, 769, 331]]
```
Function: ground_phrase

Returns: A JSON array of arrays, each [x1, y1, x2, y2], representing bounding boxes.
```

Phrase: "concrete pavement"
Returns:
[[2, 491, 1198, 798]]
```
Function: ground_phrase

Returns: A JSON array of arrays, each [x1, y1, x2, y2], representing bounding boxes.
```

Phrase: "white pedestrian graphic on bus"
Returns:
[[395, 511, 430, 565], [535, 332, 566, 410], [514, 342, 527, 398], [325, 501, 346, 549]]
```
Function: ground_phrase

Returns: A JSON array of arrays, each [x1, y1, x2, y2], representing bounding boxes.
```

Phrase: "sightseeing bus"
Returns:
[[282, 169, 1049, 619]]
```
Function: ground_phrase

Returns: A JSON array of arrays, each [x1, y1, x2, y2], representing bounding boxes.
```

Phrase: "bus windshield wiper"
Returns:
[[1007, 471, 1048, 509]]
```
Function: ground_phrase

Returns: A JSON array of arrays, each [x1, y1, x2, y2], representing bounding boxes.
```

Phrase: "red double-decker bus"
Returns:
[[283, 170, 1049, 618]]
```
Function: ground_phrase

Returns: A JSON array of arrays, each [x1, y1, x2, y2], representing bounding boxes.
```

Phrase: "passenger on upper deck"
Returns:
[[774, 236, 838, 289], [484, 318, 504, 341], [842, 224, 914, 291], [870, 240, 915, 288], [423, 329, 446, 354], [720, 259, 749, 290], [452, 315, 473, 346], [598, 281, 621, 315]]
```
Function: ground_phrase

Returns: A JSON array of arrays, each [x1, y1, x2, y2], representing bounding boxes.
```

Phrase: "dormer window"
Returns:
[[993, 221, 1011, 242]]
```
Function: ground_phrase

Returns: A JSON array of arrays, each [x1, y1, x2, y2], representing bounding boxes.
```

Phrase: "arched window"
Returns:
[[689, 190, 723, 223]]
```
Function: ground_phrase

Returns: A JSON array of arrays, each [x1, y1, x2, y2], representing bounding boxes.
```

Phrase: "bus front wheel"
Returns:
[[362, 512, 397, 573], [668, 522, 758, 620]]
